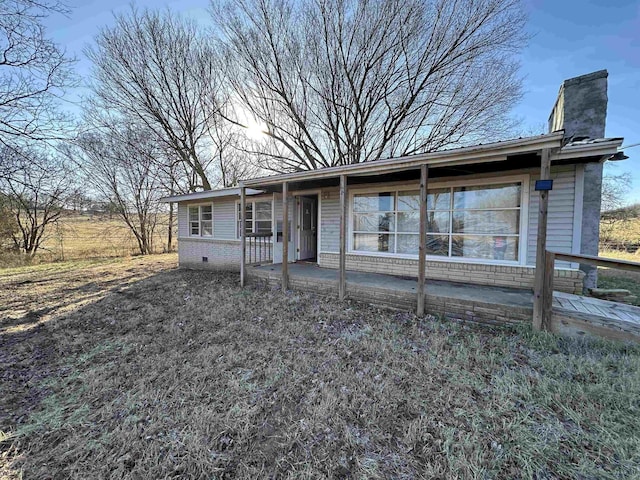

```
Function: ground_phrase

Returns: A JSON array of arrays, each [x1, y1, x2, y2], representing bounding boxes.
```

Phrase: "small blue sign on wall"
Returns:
[[534, 179, 554, 191]]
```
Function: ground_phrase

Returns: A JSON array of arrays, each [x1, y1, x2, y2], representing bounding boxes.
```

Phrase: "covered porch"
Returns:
[[249, 262, 640, 342], [238, 132, 626, 334]]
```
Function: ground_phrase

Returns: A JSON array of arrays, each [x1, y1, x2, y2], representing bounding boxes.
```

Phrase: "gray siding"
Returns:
[[318, 168, 578, 268], [213, 198, 237, 240], [320, 188, 340, 252], [273, 195, 295, 263], [177, 198, 237, 240], [526, 165, 576, 266], [177, 203, 189, 238]]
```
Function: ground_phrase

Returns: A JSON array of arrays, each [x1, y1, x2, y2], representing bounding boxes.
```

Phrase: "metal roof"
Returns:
[[159, 187, 263, 203]]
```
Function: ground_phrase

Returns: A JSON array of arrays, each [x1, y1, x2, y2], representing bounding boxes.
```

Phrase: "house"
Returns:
[[162, 70, 627, 324]]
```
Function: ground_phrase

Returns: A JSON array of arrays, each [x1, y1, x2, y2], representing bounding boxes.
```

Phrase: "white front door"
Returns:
[[298, 196, 317, 260]]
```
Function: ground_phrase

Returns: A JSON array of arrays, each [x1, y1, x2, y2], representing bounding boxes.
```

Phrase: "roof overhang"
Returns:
[[159, 187, 263, 203], [554, 137, 624, 162], [241, 132, 565, 188]]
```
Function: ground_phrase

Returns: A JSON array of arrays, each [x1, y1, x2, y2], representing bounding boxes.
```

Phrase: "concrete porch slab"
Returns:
[[249, 263, 534, 325]]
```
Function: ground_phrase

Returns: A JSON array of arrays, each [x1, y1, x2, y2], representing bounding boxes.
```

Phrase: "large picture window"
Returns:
[[237, 200, 272, 237], [351, 181, 522, 262], [188, 205, 212, 237]]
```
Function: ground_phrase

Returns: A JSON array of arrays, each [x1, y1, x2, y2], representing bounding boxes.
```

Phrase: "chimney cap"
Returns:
[[563, 69, 608, 87]]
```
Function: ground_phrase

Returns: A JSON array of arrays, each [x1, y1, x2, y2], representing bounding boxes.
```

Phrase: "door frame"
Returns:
[[295, 191, 320, 264]]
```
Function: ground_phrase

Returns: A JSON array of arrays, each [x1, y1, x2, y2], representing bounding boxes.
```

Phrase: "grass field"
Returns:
[[0, 214, 172, 268], [1, 255, 640, 478], [597, 249, 640, 306]]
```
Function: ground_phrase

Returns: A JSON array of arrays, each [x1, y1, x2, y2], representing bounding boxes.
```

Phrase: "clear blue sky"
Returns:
[[46, 0, 639, 201]]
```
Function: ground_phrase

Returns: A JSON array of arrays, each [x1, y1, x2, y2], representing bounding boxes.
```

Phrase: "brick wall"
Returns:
[[178, 238, 241, 271], [318, 253, 584, 294], [249, 269, 533, 326]]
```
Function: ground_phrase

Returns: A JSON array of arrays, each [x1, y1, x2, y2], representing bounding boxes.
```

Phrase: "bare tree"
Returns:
[[214, 0, 526, 172], [73, 124, 166, 255], [86, 7, 232, 191], [0, 148, 77, 256], [0, 0, 75, 153], [600, 171, 634, 245]]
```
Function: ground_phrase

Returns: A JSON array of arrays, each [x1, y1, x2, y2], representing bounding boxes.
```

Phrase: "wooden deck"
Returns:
[[552, 291, 640, 341], [250, 262, 640, 342]]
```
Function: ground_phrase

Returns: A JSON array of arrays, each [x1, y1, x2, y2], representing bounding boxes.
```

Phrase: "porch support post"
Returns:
[[533, 148, 551, 330], [282, 181, 289, 291], [417, 164, 428, 316], [339, 174, 347, 300], [240, 185, 246, 287]]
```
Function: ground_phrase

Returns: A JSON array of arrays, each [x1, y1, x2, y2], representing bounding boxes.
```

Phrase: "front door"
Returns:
[[298, 196, 317, 260]]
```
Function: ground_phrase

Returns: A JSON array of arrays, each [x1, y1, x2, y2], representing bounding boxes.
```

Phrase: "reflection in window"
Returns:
[[351, 182, 522, 261], [237, 201, 273, 237]]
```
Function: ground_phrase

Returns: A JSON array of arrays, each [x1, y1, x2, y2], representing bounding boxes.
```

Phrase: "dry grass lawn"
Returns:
[[0, 214, 171, 268], [1, 255, 640, 479]]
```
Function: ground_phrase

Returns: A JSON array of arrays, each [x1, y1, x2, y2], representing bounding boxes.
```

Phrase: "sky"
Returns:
[[45, 0, 640, 201]]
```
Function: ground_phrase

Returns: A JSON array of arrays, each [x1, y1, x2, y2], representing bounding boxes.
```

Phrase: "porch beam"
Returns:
[[240, 185, 246, 287], [417, 164, 428, 315], [533, 148, 551, 330], [339, 174, 347, 300], [282, 181, 289, 291]]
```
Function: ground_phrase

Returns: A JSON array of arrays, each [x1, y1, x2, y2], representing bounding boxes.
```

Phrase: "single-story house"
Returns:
[[162, 70, 626, 318]]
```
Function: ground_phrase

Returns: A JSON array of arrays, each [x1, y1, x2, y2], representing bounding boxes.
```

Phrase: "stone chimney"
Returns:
[[548, 70, 609, 291], [548, 69, 608, 139]]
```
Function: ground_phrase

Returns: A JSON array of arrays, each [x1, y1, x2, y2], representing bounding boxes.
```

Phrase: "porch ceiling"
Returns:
[[254, 152, 543, 193]]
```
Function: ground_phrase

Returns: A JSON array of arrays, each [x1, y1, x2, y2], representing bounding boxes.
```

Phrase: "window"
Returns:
[[351, 181, 522, 262], [237, 200, 272, 237], [188, 205, 213, 237]]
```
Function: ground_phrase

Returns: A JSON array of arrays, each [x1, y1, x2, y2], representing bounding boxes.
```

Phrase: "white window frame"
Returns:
[[188, 203, 213, 237], [348, 174, 529, 266], [236, 198, 274, 239]]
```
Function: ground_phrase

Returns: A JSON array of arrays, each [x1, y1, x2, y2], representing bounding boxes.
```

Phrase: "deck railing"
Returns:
[[537, 250, 640, 329], [246, 232, 273, 265]]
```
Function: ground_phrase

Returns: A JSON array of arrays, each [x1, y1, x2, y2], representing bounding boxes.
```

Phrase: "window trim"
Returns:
[[236, 198, 274, 240], [347, 174, 530, 265], [188, 203, 213, 238]]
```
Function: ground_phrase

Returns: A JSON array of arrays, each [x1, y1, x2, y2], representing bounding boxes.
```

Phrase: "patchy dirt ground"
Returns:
[[1, 255, 639, 479]]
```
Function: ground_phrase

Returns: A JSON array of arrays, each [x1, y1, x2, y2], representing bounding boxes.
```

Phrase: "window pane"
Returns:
[[353, 212, 394, 232], [397, 234, 419, 254], [255, 201, 271, 220], [255, 220, 272, 233], [427, 211, 450, 234], [427, 188, 450, 210], [353, 192, 394, 212], [397, 190, 420, 211], [397, 211, 419, 232], [237, 203, 253, 219], [451, 235, 518, 261], [453, 183, 521, 210], [353, 233, 394, 252], [190, 222, 199, 236], [201, 205, 212, 221], [201, 220, 212, 236], [453, 210, 519, 234], [426, 235, 449, 256], [189, 207, 199, 222]]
